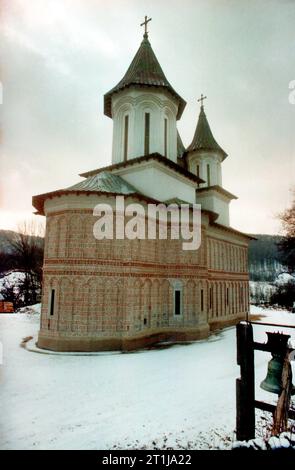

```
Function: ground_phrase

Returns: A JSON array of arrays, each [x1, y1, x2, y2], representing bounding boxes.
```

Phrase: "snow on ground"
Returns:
[[16, 303, 41, 315], [0, 306, 295, 450]]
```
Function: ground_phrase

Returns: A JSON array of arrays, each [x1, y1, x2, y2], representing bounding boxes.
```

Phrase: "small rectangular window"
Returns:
[[209, 287, 213, 310], [207, 164, 211, 186], [197, 164, 200, 187], [164, 118, 168, 157], [50, 289, 55, 316], [226, 287, 229, 306], [144, 112, 150, 155], [124, 115, 129, 161], [174, 290, 181, 315], [201, 289, 204, 311]]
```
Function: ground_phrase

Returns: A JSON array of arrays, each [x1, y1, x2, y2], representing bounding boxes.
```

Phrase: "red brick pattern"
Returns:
[[39, 205, 250, 349]]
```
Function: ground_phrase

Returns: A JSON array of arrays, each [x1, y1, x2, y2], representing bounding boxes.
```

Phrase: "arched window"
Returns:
[[144, 112, 150, 155], [207, 163, 211, 186], [164, 118, 168, 157], [123, 114, 129, 161]]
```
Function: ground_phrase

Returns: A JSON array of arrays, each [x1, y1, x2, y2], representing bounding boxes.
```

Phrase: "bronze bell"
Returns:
[[260, 332, 295, 395]]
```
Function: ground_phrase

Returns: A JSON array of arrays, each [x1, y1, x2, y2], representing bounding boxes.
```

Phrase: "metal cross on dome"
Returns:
[[140, 15, 152, 36], [198, 93, 207, 108]]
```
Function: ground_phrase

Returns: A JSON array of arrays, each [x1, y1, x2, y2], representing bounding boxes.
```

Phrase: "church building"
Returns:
[[33, 19, 252, 351]]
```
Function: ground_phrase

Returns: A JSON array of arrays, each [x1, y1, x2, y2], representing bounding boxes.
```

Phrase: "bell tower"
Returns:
[[186, 96, 237, 227], [186, 95, 227, 187], [104, 17, 186, 164]]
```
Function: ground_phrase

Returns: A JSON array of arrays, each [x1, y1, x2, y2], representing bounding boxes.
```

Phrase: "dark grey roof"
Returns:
[[187, 106, 227, 160], [66, 172, 137, 195], [104, 35, 186, 120], [177, 131, 185, 158]]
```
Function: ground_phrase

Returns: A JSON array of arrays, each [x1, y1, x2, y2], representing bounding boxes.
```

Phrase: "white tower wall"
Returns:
[[111, 89, 178, 164]]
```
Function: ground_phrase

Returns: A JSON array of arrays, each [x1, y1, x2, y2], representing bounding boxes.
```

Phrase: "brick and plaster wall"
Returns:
[[38, 194, 250, 351]]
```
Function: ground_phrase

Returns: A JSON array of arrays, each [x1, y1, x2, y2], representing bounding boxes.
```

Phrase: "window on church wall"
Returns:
[[209, 286, 213, 310], [144, 112, 150, 155], [226, 287, 229, 307], [207, 164, 211, 186], [49, 289, 55, 316], [232, 246, 235, 272], [174, 289, 182, 316], [240, 286, 243, 308], [221, 246, 224, 270], [201, 289, 204, 311], [164, 118, 168, 157], [123, 115, 129, 162], [216, 285, 219, 317], [196, 164, 200, 187]]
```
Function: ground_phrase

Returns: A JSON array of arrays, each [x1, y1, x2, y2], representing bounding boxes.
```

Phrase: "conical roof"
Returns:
[[187, 106, 227, 160], [104, 34, 186, 119], [177, 130, 185, 158]]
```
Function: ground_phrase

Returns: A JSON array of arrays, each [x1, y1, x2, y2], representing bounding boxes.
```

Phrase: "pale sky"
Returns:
[[0, 0, 294, 234]]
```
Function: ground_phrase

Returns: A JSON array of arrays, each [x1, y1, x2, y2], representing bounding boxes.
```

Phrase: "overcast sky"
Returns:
[[0, 0, 294, 234]]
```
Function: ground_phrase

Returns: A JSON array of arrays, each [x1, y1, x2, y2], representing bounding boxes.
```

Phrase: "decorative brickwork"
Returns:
[[37, 197, 250, 351]]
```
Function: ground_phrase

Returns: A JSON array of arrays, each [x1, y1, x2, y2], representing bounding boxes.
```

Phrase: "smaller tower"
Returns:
[[104, 17, 186, 164], [186, 95, 227, 187], [186, 96, 236, 227]]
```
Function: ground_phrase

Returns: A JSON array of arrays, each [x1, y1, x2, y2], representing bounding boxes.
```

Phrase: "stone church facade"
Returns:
[[33, 24, 252, 351]]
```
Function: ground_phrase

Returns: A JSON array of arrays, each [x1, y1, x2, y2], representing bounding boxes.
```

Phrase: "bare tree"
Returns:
[[4, 219, 45, 306], [278, 190, 295, 272]]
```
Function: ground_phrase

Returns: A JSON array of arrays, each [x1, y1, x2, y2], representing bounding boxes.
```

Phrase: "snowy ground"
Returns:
[[0, 306, 295, 450]]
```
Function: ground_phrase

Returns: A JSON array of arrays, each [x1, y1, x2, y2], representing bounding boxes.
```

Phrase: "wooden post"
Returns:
[[272, 349, 293, 435], [236, 322, 255, 441]]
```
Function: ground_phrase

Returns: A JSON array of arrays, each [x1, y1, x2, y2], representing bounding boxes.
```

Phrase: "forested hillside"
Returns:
[[248, 234, 285, 281]]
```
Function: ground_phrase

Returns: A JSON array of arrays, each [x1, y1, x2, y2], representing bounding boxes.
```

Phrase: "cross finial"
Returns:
[[140, 15, 152, 38], [197, 93, 207, 108]]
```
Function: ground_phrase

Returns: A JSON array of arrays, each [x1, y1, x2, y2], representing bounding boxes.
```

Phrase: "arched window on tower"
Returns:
[[144, 112, 150, 155], [164, 118, 168, 157], [123, 115, 129, 162], [196, 164, 200, 188], [207, 163, 211, 186]]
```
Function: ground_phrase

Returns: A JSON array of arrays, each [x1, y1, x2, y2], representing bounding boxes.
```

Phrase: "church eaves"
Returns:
[[80, 152, 204, 185], [187, 105, 228, 160], [104, 35, 186, 120]]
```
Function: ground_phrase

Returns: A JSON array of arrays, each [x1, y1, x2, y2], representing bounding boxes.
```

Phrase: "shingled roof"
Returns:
[[177, 131, 185, 159], [104, 34, 186, 120], [187, 106, 227, 160], [67, 172, 137, 195], [32, 172, 138, 215]]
